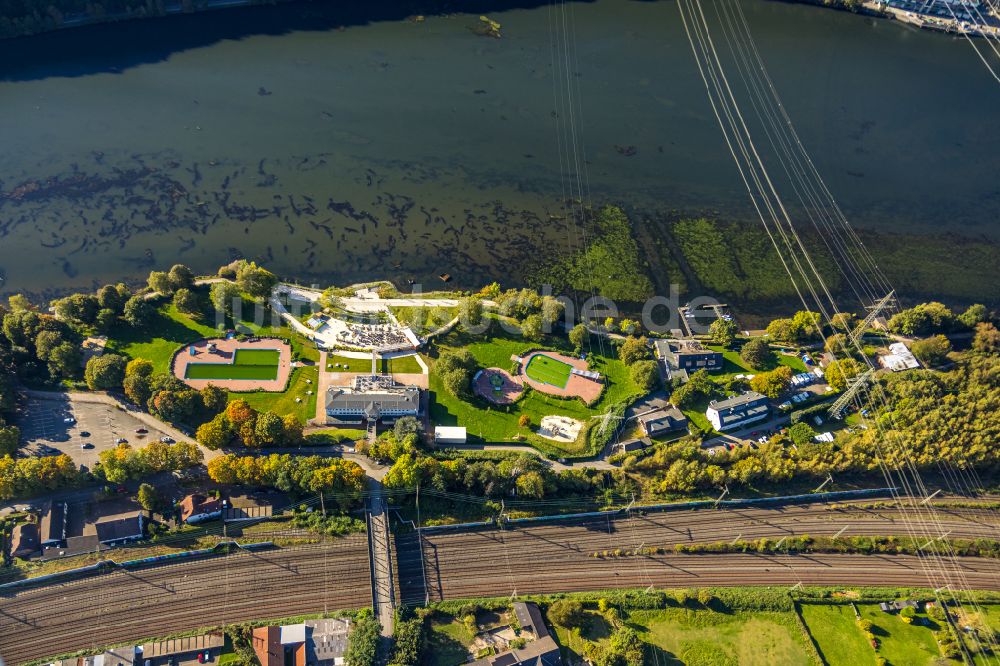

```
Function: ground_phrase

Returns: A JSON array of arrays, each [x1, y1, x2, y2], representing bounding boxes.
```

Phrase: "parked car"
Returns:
[[80, 431, 91, 437], [81, 443, 94, 449], [115, 437, 128, 444], [63, 417, 75, 424], [160, 436, 175, 443], [135, 427, 148, 434]]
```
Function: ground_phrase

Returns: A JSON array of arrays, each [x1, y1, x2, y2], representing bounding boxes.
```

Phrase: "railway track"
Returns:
[[2, 499, 998, 665], [397, 503, 1000, 604], [0, 538, 371, 666]]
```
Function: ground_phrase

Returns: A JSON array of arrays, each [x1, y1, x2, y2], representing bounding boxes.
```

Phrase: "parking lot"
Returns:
[[17, 396, 174, 470]]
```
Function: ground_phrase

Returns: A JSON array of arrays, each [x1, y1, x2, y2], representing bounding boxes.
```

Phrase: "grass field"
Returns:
[[428, 329, 642, 457], [799, 603, 876, 666], [184, 349, 280, 380], [237, 365, 318, 423], [551, 607, 814, 666], [326, 353, 425, 375], [427, 618, 476, 666], [524, 353, 573, 388]]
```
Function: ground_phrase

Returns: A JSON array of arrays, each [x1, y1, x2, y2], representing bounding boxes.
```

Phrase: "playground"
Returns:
[[473, 368, 524, 405], [515, 351, 604, 404], [173, 337, 293, 391]]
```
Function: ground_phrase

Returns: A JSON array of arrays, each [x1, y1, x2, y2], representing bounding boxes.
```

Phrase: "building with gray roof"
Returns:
[[706, 391, 770, 431]]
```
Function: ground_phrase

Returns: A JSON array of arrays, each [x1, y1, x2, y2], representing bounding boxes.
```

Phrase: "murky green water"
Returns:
[[0, 0, 997, 299]]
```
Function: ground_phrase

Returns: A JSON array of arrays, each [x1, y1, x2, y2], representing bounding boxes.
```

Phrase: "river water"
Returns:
[[0, 0, 998, 299]]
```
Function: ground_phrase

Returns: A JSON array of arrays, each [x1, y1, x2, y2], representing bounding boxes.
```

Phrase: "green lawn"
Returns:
[[304, 428, 369, 445], [612, 608, 812, 666], [107, 288, 317, 374], [382, 354, 425, 374], [325, 353, 424, 375], [799, 603, 876, 666], [327, 354, 374, 373], [858, 603, 943, 666], [234, 365, 318, 423], [185, 349, 280, 380], [428, 329, 642, 457], [427, 618, 476, 666], [707, 344, 808, 379], [525, 353, 573, 388]]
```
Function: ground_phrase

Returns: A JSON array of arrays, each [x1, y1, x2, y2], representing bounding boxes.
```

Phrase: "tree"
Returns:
[[709, 318, 738, 346], [608, 627, 644, 666], [125, 358, 154, 379], [0, 424, 18, 457], [766, 318, 797, 343], [97, 284, 129, 313], [548, 599, 586, 628], [457, 296, 484, 330], [172, 288, 199, 315], [47, 343, 81, 378], [824, 333, 850, 355], [123, 374, 153, 407], [520, 313, 544, 341], [137, 483, 160, 512], [618, 318, 639, 336], [618, 336, 650, 366], [825, 358, 862, 392], [123, 296, 155, 328], [34, 329, 65, 361], [958, 303, 988, 329], [167, 264, 195, 292], [147, 271, 173, 295], [254, 411, 285, 447], [94, 308, 118, 332], [226, 399, 257, 433], [740, 337, 773, 369], [750, 366, 792, 399], [394, 416, 422, 443], [210, 281, 241, 314], [973, 322, 1000, 354], [200, 384, 228, 413], [391, 615, 425, 666], [630, 360, 659, 392], [696, 589, 714, 606], [235, 261, 278, 299], [788, 422, 817, 446], [516, 470, 546, 498], [569, 323, 588, 352], [791, 311, 821, 341], [518, 414, 532, 428], [84, 354, 126, 390], [888, 302, 955, 336], [830, 312, 856, 332], [52, 293, 99, 324], [540, 296, 565, 328], [436, 350, 478, 401], [910, 335, 951, 367], [345, 608, 380, 666], [282, 415, 305, 446], [197, 413, 232, 451]]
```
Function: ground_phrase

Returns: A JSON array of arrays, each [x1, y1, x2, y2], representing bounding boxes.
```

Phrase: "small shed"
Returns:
[[434, 426, 467, 445]]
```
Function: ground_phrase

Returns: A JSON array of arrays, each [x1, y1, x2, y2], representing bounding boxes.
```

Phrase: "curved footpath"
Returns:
[[3, 501, 1000, 664]]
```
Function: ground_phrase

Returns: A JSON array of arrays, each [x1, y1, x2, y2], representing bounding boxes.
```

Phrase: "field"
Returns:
[[524, 353, 573, 388], [429, 329, 642, 457], [547, 607, 814, 666], [707, 344, 808, 378], [237, 365, 318, 423], [184, 349, 280, 380], [326, 353, 424, 374], [798, 603, 876, 666]]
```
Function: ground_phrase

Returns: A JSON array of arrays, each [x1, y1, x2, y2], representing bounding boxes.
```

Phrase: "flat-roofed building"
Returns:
[[95, 513, 145, 546], [638, 407, 689, 438], [434, 426, 467, 445], [706, 391, 770, 431], [655, 339, 723, 382], [325, 375, 420, 423], [141, 633, 225, 661], [878, 342, 920, 372]]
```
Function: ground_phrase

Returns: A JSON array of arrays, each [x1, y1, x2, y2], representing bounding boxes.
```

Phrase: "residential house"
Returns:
[[705, 392, 770, 431], [637, 407, 689, 438], [39, 501, 68, 547], [469, 602, 562, 666], [655, 339, 723, 382], [10, 522, 39, 558], [95, 513, 145, 546], [253, 619, 352, 666], [223, 495, 276, 522], [179, 494, 224, 524]]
